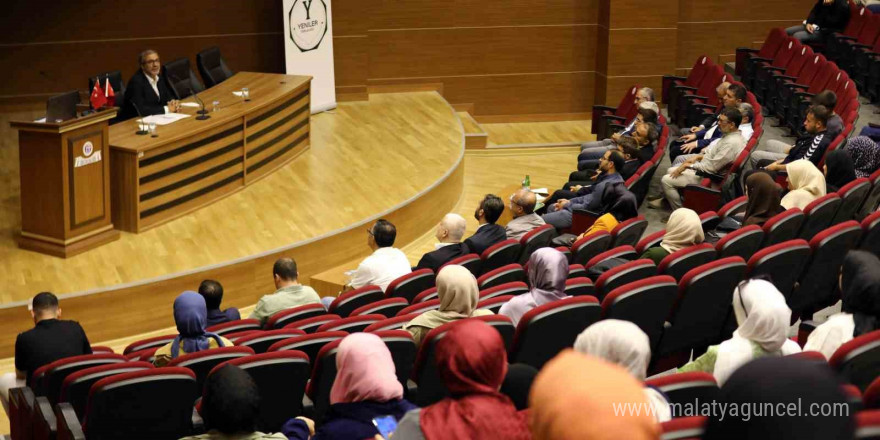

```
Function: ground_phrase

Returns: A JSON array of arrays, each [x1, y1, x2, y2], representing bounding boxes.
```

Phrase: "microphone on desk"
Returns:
[[169, 74, 210, 120], [131, 102, 149, 136]]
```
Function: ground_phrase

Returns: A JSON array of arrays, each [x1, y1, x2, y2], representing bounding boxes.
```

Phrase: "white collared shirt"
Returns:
[[145, 72, 170, 114], [349, 247, 412, 292]]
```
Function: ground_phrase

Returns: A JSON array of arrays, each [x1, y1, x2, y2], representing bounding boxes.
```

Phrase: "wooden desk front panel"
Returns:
[[244, 89, 311, 183]]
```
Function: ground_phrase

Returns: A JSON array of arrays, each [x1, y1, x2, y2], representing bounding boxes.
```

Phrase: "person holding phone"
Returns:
[[282, 333, 415, 440]]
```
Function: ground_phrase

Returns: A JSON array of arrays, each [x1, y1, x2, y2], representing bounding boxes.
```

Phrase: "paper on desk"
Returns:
[[179, 102, 201, 108], [139, 113, 191, 126], [34, 117, 47, 123], [232, 91, 244, 97], [531, 188, 549, 195]]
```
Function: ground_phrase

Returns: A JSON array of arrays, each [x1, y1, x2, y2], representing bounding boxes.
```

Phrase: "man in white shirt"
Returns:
[[122, 49, 180, 120], [347, 219, 411, 292]]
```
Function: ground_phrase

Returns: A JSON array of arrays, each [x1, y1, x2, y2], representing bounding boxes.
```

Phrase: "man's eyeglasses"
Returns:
[[143, 59, 160, 65]]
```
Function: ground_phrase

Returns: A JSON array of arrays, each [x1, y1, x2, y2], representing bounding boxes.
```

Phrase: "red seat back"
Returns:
[[511, 296, 602, 369], [385, 269, 435, 302]]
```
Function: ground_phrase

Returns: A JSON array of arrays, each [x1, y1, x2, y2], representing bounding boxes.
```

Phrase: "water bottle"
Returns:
[[522, 175, 531, 190]]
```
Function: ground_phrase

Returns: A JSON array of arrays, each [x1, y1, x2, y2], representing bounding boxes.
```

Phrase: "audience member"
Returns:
[[681, 82, 730, 136], [668, 83, 745, 161], [804, 251, 880, 359], [655, 107, 746, 211], [404, 265, 491, 346], [579, 101, 659, 166], [812, 90, 844, 137], [529, 351, 660, 440], [616, 136, 645, 180], [499, 363, 539, 411], [154, 291, 234, 367], [736, 102, 755, 141], [860, 0, 880, 13], [199, 280, 241, 327], [543, 150, 625, 230], [394, 320, 530, 440], [1, 292, 91, 414], [249, 258, 321, 325], [122, 49, 180, 120], [506, 189, 546, 241], [499, 248, 569, 326], [283, 333, 416, 440], [181, 364, 286, 440], [640, 208, 704, 265], [747, 105, 832, 172], [347, 219, 411, 292], [568, 131, 651, 184], [631, 120, 660, 164], [786, 0, 850, 44], [464, 194, 508, 255], [702, 357, 854, 439], [580, 87, 654, 153], [679, 278, 801, 385], [576, 182, 639, 240], [823, 149, 856, 193], [574, 320, 672, 422], [742, 172, 784, 227], [415, 214, 470, 272], [844, 136, 880, 178], [780, 159, 826, 210]]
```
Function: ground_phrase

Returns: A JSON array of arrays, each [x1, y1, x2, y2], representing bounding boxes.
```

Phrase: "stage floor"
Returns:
[[0, 92, 463, 306]]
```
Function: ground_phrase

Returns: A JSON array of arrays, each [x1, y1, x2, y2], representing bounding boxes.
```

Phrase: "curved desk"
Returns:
[[110, 72, 311, 232]]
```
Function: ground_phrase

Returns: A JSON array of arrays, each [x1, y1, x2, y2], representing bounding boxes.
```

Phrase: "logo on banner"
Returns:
[[74, 141, 102, 168], [288, 0, 328, 52]]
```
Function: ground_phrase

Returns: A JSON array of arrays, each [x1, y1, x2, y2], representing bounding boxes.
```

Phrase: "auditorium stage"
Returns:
[[0, 92, 466, 358]]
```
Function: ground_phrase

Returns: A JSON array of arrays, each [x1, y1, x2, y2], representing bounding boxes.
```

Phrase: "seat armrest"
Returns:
[[851, 43, 872, 49], [55, 402, 86, 440], [663, 75, 686, 81], [592, 105, 617, 112], [673, 85, 698, 93], [736, 47, 759, 54], [785, 83, 809, 91], [695, 169, 726, 183], [794, 91, 815, 99], [772, 74, 798, 81], [607, 123, 624, 133], [692, 103, 716, 111], [682, 94, 708, 101], [33, 396, 57, 440], [603, 115, 626, 123], [191, 406, 205, 435], [835, 35, 857, 42], [761, 66, 787, 73], [749, 56, 773, 63]]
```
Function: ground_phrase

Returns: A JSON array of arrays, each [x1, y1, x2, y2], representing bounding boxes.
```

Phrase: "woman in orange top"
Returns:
[[577, 182, 638, 240]]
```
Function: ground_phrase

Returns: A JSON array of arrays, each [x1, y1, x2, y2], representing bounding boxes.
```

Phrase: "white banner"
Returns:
[[282, 0, 337, 113]]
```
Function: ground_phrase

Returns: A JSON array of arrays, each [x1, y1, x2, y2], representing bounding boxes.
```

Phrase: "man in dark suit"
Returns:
[[464, 194, 507, 256], [415, 213, 470, 272], [122, 49, 180, 120]]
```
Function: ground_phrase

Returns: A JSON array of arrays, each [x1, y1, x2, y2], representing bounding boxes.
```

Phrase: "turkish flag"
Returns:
[[90, 78, 107, 109], [104, 77, 116, 107]]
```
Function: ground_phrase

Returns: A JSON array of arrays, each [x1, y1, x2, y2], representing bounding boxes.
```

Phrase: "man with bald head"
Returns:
[[505, 189, 546, 241], [415, 213, 471, 272]]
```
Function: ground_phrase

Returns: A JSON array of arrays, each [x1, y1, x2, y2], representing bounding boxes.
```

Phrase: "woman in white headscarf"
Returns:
[[574, 320, 671, 422], [679, 278, 801, 385], [404, 265, 492, 346], [639, 208, 704, 265], [780, 159, 826, 210]]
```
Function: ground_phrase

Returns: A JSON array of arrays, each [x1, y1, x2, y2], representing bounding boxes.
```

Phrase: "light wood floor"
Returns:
[[484, 120, 592, 146], [0, 92, 462, 306]]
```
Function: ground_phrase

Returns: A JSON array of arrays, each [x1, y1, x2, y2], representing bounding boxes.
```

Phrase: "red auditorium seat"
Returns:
[[56, 367, 198, 440], [412, 287, 438, 304], [479, 281, 528, 301], [834, 178, 872, 224], [206, 318, 262, 335], [715, 225, 764, 261], [761, 208, 806, 247], [410, 322, 456, 406], [654, 258, 747, 370], [858, 169, 880, 220], [555, 246, 572, 262], [843, 384, 865, 414], [385, 269, 435, 302], [601, 276, 678, 349], [123, 347, 159, 364], [746, 239, 811, 303], [571, 231, 612, 266], [860, 210, 880, 257], [594, 259, 657, 301], [610, 215, 648, 248], [788, 350, 827, 362], [363, 313, 420, 332], [567, 263, 588, 279], [31, 353, 127, 403], [315, 314, 385, 333], [350, 297, 409, 318], [371, 330, 419, 389], [215, 351, 311, 431], [865, 377, 880, 410], [799, 193, 842, 240], [664, 55, 712, 111], [584, 245, 638, 270], [266, 331, 347, 361], [123, 334, 177, 355], [304, 340, 342, 421], [830, 330, 880, 391], [790, 221, 862, 320], [283, 314, 342, 333], [660, 416, 708, 439], [234, 328, 307, 354], [635, 230, 665, 255], [167, 346, 254, 392], [264, 303, 327, 329], [440, 253, 482, 277], [592, 85, 639, 140], [477, 263, 527, 290], [657, 243, 717, 281], [397, 299, 441, 317], [646, 372, 719, 414], [856, 409, 880, 439], [88, 346, 114, 354], [510, 296, 601, 370], [564, 277, 595, 297], [737, 28, 787, 81], [479, 239, 522, 275], [518, 224, 556, 264], [328, 285, 384, 317], [59, 362, 154, 420], [476, 295, 515, 314]]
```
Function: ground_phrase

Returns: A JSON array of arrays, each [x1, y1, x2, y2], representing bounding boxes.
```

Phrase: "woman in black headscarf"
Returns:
[[824, 149, 857, 193], [805, 251, 880, 359], [703, 356, 855, 440]]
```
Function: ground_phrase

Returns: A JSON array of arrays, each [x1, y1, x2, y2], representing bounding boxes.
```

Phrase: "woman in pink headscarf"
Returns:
[[282, 333, 415, 439], [499, 248, 570, 326]]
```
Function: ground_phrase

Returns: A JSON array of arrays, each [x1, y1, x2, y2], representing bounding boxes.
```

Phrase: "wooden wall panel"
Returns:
[[369, 0, 597, 29], [608, 29, 677, 77], [334, 37, 369, 88]]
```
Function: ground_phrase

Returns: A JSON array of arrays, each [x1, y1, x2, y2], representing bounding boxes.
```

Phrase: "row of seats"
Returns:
[[824, 3, 880, 104], [663, 55, 731, 129], [591, 85, 641, 141]]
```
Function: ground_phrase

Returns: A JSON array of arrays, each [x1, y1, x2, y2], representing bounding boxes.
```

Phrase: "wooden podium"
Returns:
[[10, 108, 120, 257]]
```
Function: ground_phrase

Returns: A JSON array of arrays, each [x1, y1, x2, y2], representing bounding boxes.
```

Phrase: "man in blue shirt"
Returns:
[[542, 150, 625, 230]]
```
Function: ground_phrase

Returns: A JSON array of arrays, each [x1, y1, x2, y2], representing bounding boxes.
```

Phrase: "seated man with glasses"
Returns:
[[344, 219, 411, 293], [506, 189, 546, 241], [122, 49, 181, 120], [653, 107, 746, 211]]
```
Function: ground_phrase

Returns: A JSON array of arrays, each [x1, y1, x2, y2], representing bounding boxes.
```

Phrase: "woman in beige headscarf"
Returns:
[[639, 208, 704, 265], [780, 159, 826, 210], [404, 265, 492, 346]]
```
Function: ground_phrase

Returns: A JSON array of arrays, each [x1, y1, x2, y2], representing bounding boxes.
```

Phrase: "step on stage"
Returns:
[[0, 91, 465, 358]]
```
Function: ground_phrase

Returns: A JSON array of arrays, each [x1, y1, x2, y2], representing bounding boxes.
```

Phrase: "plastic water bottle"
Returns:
[[522, 175, 531, 190]]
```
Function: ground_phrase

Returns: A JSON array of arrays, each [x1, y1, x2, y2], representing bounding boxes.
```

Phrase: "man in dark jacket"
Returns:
[[786, 0, 850, 43], [752, 105, 833, 171], [463, 194, 507, 256], [198, 280, 241, 327], [415, 214, 470, 272], [122, 49, 180, 120]]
